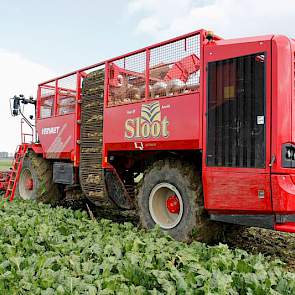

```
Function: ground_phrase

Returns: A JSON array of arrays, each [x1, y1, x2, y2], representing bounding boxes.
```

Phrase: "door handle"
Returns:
[[269, 155, 276, 167]]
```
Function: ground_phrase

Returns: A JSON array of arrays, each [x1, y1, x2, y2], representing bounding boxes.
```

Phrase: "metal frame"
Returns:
[[36, 29, 207, 167]]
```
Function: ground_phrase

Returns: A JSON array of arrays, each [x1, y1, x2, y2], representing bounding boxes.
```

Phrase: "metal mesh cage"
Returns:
[[38, 32, 203, 110], [107, 32, 201, 106], [108, 52, 146, 106], [39, 74, 78, 118], [149, 35, 200, 98], [40, 82, 55, 119], [57, 74, 77, 116]]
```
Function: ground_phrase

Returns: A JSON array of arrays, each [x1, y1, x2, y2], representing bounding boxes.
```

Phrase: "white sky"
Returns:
[[128, 0, 295, 39], [0, 0, 295, 152]]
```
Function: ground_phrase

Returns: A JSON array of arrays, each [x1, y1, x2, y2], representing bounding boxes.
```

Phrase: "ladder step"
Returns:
[[4, 144, 28, 201]]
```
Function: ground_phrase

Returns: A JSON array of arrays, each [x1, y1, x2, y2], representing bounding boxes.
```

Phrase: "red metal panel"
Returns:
[[145, 49, 150, 99], [36, 86, 41, 119], [74, 72, 82, 166], [54, 80, 58, 116], [202, 38, 272, 214], [204, 38, 272, 63], [270, 36, 293, 174], [36, 114, 75, 159], [203, 170, 272, 213], [104, 140, 199, 152], [215, 35, 274, 47], [30, 143, 43, 154], [103, 63, 110, 168], [271, 174, 295, 214], [275, 222, 295, 233], [103, 93, 200, 152]]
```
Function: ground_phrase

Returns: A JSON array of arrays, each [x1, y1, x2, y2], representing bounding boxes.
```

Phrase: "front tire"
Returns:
[[137, 159, 222, 242], [16, 151, 60, 204]]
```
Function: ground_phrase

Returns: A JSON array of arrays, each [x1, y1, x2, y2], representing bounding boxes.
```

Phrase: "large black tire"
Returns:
[[15, 151, 60, 204], [137, 159, 223, 242]]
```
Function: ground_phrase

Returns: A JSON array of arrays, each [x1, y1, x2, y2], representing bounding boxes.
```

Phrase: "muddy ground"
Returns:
[[224, 227, 295, 272]]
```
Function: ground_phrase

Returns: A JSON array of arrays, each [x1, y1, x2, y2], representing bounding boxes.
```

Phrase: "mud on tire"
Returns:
[[16, 151, 60, 204], [137, 159, 223, 242]]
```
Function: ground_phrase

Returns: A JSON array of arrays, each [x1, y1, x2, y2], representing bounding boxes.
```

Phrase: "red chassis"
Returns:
[[5, 29, 295, 233], [0, 171, 10, 191]]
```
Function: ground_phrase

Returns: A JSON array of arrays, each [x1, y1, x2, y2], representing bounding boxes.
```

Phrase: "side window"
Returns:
[[206, 53, 266, 168]]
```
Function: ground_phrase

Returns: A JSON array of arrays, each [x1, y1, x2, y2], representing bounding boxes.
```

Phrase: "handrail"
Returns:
[[21, 118, 34, 144], [38, 29, 207, 86]]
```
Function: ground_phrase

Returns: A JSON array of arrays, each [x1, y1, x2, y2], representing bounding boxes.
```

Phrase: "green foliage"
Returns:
[[0, 200, 294, 294], [0, 159, 11, 171]]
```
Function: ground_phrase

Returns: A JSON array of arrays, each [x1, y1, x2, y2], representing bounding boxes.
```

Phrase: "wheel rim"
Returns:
[[149, 182, 184, 229], [19, 168, 34, 200]]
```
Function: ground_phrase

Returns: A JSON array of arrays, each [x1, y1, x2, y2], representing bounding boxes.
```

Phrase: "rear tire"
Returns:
[[137, 159, 223, 242], [16, 151, 60, 204]]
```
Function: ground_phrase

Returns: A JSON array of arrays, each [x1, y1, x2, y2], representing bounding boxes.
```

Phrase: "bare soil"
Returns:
[[224, 227, 295, 272]]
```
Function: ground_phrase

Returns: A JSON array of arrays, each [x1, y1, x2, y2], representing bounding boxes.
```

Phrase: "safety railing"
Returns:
[[106, 31, 202, 107], [37, 73, 79, 119], [21, 118, 34, 144], [36, 29, 207, 165]]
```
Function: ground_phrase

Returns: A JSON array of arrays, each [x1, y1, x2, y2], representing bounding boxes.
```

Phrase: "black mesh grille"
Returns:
[[206, 53, 266, 168]]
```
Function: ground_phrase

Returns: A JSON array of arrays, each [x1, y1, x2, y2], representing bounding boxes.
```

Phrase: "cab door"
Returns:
[[202, 38, 272, 213]]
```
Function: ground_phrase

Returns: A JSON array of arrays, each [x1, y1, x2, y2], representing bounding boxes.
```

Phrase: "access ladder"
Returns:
[[4, 144, 28, 201]]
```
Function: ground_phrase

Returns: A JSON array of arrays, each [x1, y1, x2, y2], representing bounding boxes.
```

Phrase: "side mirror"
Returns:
[[9, 94, 36, 117], [10, 96, 21, 116]]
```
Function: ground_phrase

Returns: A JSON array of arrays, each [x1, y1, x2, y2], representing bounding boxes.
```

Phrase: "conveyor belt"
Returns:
[[80, 69, 113, 207]]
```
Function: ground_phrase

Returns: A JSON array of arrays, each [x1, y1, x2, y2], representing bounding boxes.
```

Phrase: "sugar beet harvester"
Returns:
[[3, 29, 295, 241]]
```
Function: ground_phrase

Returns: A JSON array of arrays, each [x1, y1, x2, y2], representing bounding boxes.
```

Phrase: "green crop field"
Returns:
[[0, 199, 294, 294], [0, 159, 11, 171]]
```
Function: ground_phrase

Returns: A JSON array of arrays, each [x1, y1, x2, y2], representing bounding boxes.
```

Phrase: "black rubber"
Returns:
[[137, 159, 223, 242], [15, 151, 60, 204]]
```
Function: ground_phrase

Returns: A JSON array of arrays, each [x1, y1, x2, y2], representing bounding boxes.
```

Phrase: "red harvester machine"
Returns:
[[2, 29, 295, 241]]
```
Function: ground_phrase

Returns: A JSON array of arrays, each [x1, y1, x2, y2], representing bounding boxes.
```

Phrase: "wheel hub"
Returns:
[[25, 178, 33, 190], [149, 183, 184, 229], [19, 168, 34, 200], [166, 194, 180, 214]]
